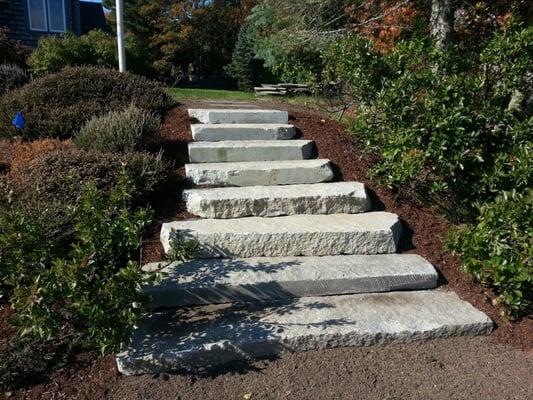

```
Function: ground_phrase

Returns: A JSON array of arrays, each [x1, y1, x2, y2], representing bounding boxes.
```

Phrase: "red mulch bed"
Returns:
[[1, 103, 531, 399]]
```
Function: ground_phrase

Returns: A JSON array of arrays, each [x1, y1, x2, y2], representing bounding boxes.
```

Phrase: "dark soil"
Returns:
[[108, 336, 533, 400], [2, 101, 532, 399]]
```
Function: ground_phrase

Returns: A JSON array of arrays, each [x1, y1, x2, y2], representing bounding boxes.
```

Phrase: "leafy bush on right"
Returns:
[[75, 105, 161, 152], [345, 26, 532, 218], [446, 191, 533, 317], [0, 63, 28, 95], [0, 66, 173, 140]]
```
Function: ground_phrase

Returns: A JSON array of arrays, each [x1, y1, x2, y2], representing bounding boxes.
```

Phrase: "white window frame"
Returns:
[[27, 0, 67, 33], [27, 0, 48, 32], [47, 0, 67, 33]]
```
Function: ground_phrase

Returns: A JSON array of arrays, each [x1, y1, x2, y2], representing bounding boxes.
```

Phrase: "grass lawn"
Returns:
[[167, 87, 337, 115], [167, 88, 256, 101]]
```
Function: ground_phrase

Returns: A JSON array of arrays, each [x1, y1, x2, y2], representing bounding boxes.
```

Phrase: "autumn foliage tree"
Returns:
[[103, 0, 258, 77]]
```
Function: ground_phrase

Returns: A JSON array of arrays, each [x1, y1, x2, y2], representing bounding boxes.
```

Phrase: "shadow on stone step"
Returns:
[[128, 297, 350, 378], [366, 187, 386, 211], [435, 268, 449, 286], [397, 219, 415, 252], [329, 162, 344, 181]]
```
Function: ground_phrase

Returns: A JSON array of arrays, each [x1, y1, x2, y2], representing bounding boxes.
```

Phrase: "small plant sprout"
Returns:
[[167, 229, 201, 262]]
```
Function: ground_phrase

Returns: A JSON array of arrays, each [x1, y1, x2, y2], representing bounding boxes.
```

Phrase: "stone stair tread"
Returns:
[[143, 254, 439, 307], [188, 140, 314, 163], [183, 181, 370, 218], [189, 109, 289, 124], [160, 212, 402, 258], [185, 159, 334, 187], [116, 290, 493, 375], [191, 124, 296, 141]]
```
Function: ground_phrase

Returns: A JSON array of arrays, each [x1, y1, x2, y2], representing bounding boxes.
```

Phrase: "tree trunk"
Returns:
[[430, 0, 455, 49]]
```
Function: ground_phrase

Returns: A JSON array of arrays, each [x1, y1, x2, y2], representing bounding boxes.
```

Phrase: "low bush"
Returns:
[[8, 138, 71, 172], [322, 35, 391, 103], [167, 231, 201, 262], [75, 105, 160, 152], [0, 66, 173, 140], [5, 147, 171, 206], [9, 175, 154, 353], [0, 172, 155, 391], [0, 199, 70, 300], [0, 63, 28, 95], [446, 190, 533, 318]]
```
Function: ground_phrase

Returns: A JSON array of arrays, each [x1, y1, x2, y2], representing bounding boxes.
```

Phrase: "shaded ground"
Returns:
[[2, 101, 532, 399]]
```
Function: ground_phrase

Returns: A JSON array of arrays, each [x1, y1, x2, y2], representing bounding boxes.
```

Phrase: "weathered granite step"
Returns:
[[185, 159, 334, 187], [160, 212, 402, 258], [144, 254, 438, 307], [189, 109, 288, 124], [183, 182, 370, 218], [188, 140, 314, 163], [191, 123, 296, 141], [116, 290, 493, 374]]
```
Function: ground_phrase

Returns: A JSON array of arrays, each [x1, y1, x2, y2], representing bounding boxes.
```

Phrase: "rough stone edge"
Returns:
[[116, 291, 493, 375]]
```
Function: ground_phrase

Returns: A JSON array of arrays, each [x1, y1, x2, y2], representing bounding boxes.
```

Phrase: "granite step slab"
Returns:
[[183, 182, 370, 218], [188, 140, 314, 163], [191, 124, 296, 141], [143, 254, 439, 307], [116, 290, 493, 375], [189, 109, 289, 124], [185, 159, 334, 187], [160, 212, 402, 258]]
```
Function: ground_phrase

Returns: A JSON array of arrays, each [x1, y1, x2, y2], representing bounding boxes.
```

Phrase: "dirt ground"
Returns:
[[109, 337, 533, 400], [2, 101, 532, 399]]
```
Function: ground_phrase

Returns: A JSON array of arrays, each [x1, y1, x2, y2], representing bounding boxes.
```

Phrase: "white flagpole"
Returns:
[[116, 0, 126, 72]]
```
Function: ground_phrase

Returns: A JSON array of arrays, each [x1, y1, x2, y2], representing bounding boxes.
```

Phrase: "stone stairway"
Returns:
[[116, 108, 493, 375]]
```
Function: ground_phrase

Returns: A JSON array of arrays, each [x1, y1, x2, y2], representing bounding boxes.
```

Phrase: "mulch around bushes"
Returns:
[[2, 101, 532, 400]]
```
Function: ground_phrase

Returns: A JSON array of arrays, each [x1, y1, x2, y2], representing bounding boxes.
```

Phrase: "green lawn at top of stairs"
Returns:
[[167, 88, 256, 101], [167, 87, 334, 114]]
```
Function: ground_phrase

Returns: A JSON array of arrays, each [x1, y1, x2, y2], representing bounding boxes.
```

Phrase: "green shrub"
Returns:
[[0, 200, 70, 300], [1, 148, 170, 301], [346, 27, 532, 219], [322, 35, 391, 102], [7, 172, 154, 353], [28, 31, 107, 77], [0, 66, 173, 140], [28, 30, 150, 77], [75, 105, 161, 152], [0, 63, 28, 95], [446, 190, 533, 317], [167, 231, 201, 262]]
